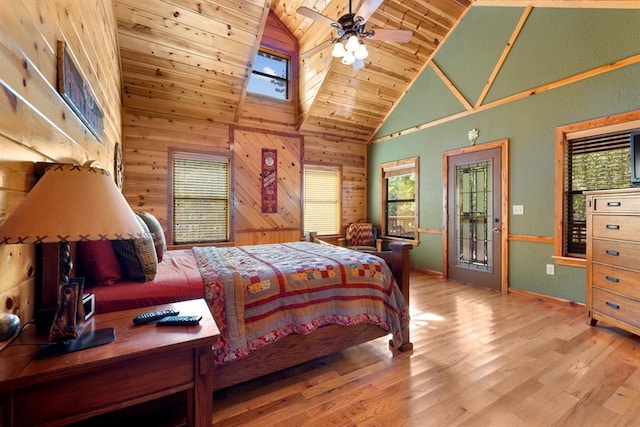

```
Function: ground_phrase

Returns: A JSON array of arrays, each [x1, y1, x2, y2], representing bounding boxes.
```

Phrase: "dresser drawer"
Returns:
[[593, 288, 640, 329], [592, 263, 640, 300], [592, 215, 640, 241], [592, 239, 640, 269], [590, 194, 640, 213]]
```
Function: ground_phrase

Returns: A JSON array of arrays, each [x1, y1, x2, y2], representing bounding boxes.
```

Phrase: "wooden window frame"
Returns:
[[554, 110, 640, 267], [380, 157, 419, 243], [248, 47, 290, 101], [168, 149, 234, 247], [303, 163, 342, 237]]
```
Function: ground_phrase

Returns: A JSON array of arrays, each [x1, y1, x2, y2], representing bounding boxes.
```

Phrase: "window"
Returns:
[[171, 152, 230, 244], [554, 112, 640, 265], [565, 131, 631, 256], [247, 49, 289, 100], [303, 165, 341, 235], [380, 157, 419, 240]]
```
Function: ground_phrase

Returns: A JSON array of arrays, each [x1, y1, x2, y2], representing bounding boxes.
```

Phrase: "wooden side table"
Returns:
[[0, 298, 219, 426]]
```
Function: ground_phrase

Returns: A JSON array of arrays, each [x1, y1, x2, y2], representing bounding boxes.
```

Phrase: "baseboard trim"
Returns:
[[410, 267, 442, 278], [508, 287, 584, 308]]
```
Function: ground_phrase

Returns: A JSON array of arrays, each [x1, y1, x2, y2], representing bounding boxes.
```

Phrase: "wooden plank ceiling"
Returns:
[[114, 0, 470, 143]]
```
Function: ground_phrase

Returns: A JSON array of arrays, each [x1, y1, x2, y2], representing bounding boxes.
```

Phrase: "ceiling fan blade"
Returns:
[[296, 6, 336, 27], [301, 40, 332, 59], [352, 58, 365, 70], [371, 29, 413, 43], [355, 0, 383, 22]]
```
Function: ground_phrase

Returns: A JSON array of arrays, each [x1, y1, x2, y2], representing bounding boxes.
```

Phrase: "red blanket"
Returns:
[[193, 241, 409, 365]]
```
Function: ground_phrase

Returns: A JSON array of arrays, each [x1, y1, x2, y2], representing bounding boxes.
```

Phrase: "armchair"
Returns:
[[338, 222, 382, 252]]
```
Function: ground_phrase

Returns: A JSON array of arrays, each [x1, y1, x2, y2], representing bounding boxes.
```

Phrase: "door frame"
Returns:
[[442, 139, 509, 293]]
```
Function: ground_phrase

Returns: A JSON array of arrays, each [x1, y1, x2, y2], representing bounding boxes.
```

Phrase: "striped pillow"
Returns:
[[113, 215, 157, 282], [136, 212, 167, 262]]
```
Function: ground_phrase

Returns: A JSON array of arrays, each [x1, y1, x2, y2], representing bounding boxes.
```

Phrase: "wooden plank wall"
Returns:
[[121, 114, 230, 222], [238, 12, 299, 131], [304, 135, 368, 229], [0, 0, 121, 328], [122, 10, 368, 248], [233, 128, 302, 246]]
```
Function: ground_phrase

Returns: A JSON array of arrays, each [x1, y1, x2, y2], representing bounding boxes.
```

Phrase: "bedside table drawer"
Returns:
[[592, 239, 640, 268], [593, 289, 640, 329], [14, 348, 194, 426], [592, 264, 640, 300], [592, 215, 640, 240]]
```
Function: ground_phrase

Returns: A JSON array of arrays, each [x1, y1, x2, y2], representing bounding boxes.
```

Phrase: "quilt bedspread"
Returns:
[[193, 241, 409, 365]]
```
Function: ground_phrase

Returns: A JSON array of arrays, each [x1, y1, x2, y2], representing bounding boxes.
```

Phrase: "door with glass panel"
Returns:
[[445, 145, 505, 291]]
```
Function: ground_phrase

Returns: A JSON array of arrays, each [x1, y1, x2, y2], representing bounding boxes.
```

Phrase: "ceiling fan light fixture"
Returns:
[[342, 50, 356, 65], [354, 42, 368, 60], [297, 1, 412, 69], [345, 35, 359, 52], [332, 42, 346, 58]]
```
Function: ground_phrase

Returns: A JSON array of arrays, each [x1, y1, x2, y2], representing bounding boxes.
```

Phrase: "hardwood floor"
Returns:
[[212, 271, 640, 426]]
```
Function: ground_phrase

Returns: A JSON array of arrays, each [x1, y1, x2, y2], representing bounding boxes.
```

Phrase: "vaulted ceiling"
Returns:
[[114, 0, 471, 144]]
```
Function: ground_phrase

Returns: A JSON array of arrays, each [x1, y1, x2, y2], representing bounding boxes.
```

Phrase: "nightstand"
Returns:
[[0, 298, 219, 426]]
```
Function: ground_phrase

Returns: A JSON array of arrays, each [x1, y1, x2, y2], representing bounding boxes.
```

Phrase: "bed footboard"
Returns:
[[312, 239, 413, 352]]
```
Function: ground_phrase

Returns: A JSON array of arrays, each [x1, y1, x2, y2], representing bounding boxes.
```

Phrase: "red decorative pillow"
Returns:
[[76, 240, 123, 286]]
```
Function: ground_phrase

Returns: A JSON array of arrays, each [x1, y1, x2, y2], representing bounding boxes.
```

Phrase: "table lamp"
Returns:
[[0, 164, 144, 358]]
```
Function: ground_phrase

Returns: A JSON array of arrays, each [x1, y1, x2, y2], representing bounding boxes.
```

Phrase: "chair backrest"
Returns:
[[346, 223, 375, 247]]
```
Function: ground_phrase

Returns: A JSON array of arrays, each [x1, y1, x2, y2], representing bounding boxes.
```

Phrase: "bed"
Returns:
[[78, 240, 412, 391]]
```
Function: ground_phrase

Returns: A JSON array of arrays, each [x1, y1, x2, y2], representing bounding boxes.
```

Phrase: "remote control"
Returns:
[[132, 309, 179, 325], [155, 315, 202, 326]]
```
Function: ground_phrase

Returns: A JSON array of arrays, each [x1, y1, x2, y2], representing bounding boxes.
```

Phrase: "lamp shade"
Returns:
[[0, 164, 144, 244]]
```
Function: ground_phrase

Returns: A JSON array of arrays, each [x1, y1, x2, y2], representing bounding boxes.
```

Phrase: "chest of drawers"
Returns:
[[586, 188, 640, 335]]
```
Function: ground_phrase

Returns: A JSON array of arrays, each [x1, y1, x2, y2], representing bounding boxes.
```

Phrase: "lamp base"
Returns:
[[34, 327, 115, 360]]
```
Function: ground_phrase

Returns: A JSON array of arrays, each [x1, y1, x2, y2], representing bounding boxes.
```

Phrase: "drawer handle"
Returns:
[[605, 250, 620, 256], [606, 301, 620, 310], [606, 224, 620, 230], [607, 201, 621, 207], [605, 275, 620, 283]]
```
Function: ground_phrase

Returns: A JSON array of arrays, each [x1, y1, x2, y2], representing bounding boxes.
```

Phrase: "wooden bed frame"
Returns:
[[38, 241, 413, 391], [212, 241, 413, 391]]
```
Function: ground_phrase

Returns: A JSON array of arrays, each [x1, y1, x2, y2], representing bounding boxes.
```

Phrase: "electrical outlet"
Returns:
[[513, 205, 524, 215], [546, 264, 555, 275]]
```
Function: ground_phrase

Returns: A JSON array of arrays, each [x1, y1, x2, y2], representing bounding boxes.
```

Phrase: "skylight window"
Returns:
[[247, 49, 289, 100]]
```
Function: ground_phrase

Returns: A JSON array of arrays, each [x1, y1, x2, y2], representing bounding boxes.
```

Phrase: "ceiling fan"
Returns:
[[298, 0, 413, 70]]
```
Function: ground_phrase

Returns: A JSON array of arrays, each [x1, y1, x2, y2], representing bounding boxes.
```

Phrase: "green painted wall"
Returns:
[[368, 6, 640, 303]]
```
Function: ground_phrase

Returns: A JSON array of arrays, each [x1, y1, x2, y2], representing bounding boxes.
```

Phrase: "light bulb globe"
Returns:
[[345, 35, 359, 52], [341, 51, 355, 65], [354, 43, 369, 60], [331, 43, 345, 58]]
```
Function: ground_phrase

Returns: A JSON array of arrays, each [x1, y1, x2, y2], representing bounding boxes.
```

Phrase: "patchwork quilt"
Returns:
[[193, 241, 409, 365]]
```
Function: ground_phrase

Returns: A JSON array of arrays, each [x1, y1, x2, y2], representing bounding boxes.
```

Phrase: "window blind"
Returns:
[[173, 155, 229, 244], [565, 130, 631, 255], [304, 167, 340, 235]]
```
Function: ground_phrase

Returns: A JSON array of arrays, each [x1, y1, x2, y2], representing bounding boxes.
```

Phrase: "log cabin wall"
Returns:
[[232, 128, 302, 246], [304, 135, 369, 235], [237, 12, 299, 132], [0, 0, 121, 328], [121, 8, 368, 247]]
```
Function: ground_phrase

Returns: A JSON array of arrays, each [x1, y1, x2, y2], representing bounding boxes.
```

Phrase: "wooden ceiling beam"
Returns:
[[234, 1, 271, 123]]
